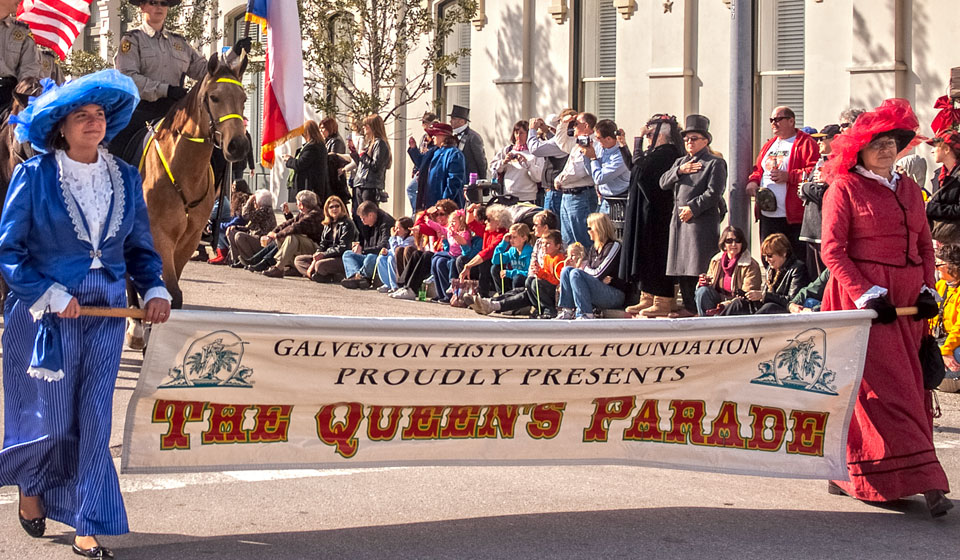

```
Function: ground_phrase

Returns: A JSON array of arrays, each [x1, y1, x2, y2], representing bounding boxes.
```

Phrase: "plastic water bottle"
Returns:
[[418, 286, 427, 301]]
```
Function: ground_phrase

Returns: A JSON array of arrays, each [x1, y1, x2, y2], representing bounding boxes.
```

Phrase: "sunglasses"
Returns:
[[722, 238, 741, 245], [147, 0, 170, 6], [839, 122, 852, 129], [769, 116, 791, 123], [763, 253, 775, 259], [683, 136, 706, 143]]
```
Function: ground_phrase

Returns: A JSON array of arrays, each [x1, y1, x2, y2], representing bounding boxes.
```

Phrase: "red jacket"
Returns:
[[748, 130, 820, 224], [467, 219, 507, 261], [821, 172, 935, 302]]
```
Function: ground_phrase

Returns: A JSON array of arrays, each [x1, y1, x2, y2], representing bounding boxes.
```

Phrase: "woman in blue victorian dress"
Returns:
[[0, 70, 171, 558]]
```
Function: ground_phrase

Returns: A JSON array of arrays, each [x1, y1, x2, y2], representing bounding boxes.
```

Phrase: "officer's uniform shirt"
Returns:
[[38, 46, 63, 84], [114, 22, 206, 102], [0, 16, 40, 80]]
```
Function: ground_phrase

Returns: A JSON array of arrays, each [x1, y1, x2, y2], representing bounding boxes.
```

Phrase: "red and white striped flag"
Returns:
[[17, 0, 93, 61]]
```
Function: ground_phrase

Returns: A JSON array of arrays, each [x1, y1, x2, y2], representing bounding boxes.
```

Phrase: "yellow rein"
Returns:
[[137, 77, 247, 203]]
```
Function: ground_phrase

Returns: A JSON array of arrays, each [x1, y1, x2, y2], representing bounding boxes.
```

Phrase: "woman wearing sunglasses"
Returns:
[[110, 0, 224, 159], [820, 99, 951, 517], [716, 233, 808, 316], [692, 226, 761, 316]]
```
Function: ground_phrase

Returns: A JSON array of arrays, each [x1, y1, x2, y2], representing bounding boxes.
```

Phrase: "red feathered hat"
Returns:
[[821, 98, 920, 182]]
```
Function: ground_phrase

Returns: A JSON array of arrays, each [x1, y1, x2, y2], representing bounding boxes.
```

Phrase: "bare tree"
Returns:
[[298, 0, 476, 122]]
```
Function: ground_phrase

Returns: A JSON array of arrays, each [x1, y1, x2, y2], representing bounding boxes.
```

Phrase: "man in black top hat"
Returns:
[[449, 104, 486, 180]]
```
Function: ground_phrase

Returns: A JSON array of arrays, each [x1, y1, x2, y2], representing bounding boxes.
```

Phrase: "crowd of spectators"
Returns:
[[192, 100, 960, 391]]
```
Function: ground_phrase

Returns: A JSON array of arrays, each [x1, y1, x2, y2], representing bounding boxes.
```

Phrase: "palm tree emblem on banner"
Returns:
[[160, 330, 253, 388], [751, 328, 838, 395]]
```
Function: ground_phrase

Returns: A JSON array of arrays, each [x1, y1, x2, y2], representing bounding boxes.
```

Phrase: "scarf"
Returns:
[[720, 252, 738, 294]]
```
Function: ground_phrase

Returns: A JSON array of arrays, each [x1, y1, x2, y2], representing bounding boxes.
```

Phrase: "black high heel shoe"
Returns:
[[18, 495, 45, 538], [72, 543, 114, 558]]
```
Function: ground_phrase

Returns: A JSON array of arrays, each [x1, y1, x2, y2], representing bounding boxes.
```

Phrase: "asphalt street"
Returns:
[[0, 261, 958, 559]]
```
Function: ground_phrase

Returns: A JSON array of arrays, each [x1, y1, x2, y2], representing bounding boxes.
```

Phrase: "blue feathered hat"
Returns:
[[12, 69, 139, 152]]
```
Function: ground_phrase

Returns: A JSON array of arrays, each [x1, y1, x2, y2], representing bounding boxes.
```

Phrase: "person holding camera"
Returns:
[[490, 120, 544, 203], [353, 114, 392, 208], [583, 119, 630, 215], [554, 112, 600, 247], [744, 106, 820, 262]]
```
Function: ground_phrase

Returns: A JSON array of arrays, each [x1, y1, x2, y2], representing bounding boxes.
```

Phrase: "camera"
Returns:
[[576, 136, 590, 147]]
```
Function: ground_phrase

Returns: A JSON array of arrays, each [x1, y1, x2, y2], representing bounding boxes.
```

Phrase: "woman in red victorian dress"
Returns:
[[820, 98, 952, 517]]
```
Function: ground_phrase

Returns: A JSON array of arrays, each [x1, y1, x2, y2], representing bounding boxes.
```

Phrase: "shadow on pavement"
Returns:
[[82, 506, 960, 559]]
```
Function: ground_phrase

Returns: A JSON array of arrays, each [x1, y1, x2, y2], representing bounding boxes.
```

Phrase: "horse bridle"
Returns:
[[144, 76, 246, 213], [201, 77, 245, 148]]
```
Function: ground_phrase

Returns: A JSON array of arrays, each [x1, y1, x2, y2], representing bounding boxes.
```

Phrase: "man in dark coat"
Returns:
[[621, 114, 684, 315], [450, 104, 486, 180]]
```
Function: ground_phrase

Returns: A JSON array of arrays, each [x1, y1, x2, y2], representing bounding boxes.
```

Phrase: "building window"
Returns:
[[438, 1, 470, 114], [573, 0, 616, 120], [82, 1, 101, 54], [759, 0, 805, 125]]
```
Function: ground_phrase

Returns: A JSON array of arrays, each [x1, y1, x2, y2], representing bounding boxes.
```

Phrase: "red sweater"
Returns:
[[468, 219, 508, 261], [748, 130, 820, 224]]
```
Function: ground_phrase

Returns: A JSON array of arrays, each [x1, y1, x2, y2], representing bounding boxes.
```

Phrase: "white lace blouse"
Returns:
[[28, 149, 170, 317]]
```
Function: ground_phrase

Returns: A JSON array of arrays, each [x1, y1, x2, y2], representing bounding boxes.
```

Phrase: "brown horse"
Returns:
[[0, 77, 43, 204], [139, 52, 249, 310]]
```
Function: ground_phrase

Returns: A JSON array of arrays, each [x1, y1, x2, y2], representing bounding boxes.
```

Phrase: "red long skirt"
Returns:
[[823, 261, 949, 501]]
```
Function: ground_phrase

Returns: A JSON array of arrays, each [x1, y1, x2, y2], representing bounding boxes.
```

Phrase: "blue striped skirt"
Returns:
[[0, 269, 128, 535]]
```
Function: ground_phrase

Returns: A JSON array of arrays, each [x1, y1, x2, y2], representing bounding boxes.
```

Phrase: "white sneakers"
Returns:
[[471, 297, 499, 315], [553, 309, 575, 320], [389, 287, 417, 300]]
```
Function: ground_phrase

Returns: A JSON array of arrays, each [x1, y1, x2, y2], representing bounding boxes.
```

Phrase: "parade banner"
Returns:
[[122, 311, 872, 479]]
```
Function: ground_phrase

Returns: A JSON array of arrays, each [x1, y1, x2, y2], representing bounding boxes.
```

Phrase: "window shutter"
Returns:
[[596, 0, 617, 120], [457, 22, 471, 107], [774, 0, 804, 124]]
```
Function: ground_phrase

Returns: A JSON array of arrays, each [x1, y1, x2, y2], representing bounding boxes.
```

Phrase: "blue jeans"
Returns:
[[376, 252, 399, 289], [406, 178, 418, 215], [430, 252, 456, 300], [343, 251, 377, 278], [558, 268, 624, 316], [560, 189, 597, 247], [543, 188, 562, 220], [695, 285, 726, 316]]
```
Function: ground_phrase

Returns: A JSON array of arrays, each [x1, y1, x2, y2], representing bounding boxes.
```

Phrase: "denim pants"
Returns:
[[560, 189, 597, 247], [406, 178, 418, 215], [558, 268, 624, 316], [343, 250, 377, 278], [694, 285, 726, 316], [430, 252, 456, 300], [543, 188, 562, 220], [376, 252, 399, 289]]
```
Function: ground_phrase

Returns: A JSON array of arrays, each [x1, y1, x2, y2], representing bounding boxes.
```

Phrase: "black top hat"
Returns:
[[130, 0, 183, 6], [449, 105, 470, 122], [682, 114, 711, 143]]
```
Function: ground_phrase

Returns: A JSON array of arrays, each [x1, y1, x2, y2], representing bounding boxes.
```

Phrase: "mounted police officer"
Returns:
[[110, 0, 207, 161], [0, 0, 41, 113]]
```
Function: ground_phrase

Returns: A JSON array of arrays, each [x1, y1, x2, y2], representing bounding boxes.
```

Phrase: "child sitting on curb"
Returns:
[[376, 216, 415, 293]]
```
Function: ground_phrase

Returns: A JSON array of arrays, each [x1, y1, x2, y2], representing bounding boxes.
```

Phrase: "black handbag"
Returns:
[[920, 334, 946, 391]]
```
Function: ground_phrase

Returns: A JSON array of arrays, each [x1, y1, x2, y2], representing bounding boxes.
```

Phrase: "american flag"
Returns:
[[17, 0, 93, 61]]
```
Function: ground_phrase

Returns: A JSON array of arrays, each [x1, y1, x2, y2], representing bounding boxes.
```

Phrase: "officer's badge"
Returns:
[[121, 40, 132, 53], [173, 42, 184, 52], [12, 28, 25, 42]]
